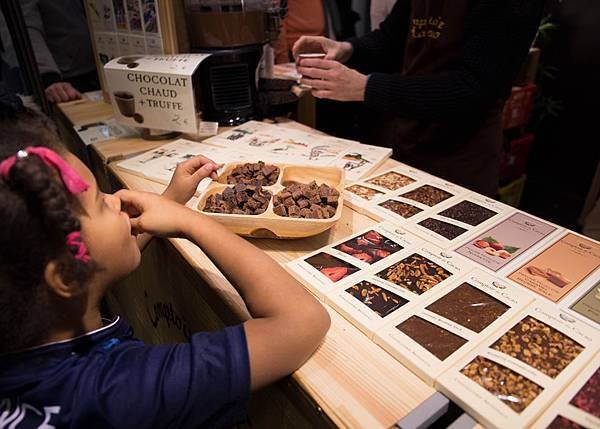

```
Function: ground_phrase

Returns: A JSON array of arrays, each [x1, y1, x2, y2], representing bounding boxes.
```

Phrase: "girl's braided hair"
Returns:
[[0, 91, 97, 353]]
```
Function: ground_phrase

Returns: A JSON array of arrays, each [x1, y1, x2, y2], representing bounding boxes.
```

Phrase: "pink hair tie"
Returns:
[[66, 231, 90, 263], [0, 146, 89, 194], [1, 147, 92, 264]]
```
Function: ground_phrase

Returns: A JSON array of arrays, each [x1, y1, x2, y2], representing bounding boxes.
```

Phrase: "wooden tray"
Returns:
[[197, 163, 345, 239]]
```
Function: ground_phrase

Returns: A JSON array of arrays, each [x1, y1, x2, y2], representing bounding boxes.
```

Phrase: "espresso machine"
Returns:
[[184, 0, 284, 126]]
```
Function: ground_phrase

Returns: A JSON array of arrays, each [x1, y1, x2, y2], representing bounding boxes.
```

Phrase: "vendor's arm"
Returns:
[[363, 0, 543, 119], [346, 0, 411, 73]]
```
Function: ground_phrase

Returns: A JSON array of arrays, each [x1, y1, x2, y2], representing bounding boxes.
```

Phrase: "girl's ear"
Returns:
[[44, 260, 86, 299]]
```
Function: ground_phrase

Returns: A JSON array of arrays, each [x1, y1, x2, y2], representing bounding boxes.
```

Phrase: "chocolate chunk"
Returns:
[[203, 185, 271, 215], [273, 204, 287, 216], [227, 162, 280, 186], [273, 181, 340, 219], [288, 205, 300, 217], [326, 195, 339, 205]]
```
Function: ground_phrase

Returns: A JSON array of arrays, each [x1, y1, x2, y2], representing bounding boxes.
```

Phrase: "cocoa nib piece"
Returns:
[[273, 181, 339, 219], [491, 316, 585, 379], [418, 218, 468, 240], [438, 200, 497, 226], [203, 185, 271, 215], [461, 356, 543, 413], [227, 161, 280, 186]]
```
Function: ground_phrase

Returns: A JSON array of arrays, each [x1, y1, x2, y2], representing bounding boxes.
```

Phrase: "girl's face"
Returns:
[[67, 154, 141, 285]]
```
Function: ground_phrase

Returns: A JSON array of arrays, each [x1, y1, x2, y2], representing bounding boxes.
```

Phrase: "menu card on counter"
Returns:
[[436, 300, 600, 429], [508, 232, 600, 303], [373, 270, 534, 386]]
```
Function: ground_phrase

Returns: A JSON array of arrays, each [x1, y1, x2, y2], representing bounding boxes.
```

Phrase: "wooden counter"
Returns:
[[55, 99, 437, 429]]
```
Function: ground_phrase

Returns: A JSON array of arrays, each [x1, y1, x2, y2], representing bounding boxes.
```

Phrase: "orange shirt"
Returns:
[[274, 0, 326, 63]]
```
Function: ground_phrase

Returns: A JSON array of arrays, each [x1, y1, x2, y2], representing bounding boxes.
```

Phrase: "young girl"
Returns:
[[0, 94, 330, 428]]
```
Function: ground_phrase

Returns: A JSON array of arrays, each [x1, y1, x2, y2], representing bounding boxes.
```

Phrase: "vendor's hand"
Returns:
[[116, 189, 196, 238], [45, 82, 82, 103], [162, 155, 222, 205], [297, 59, 367, 102], [292, 36, 353, 63]]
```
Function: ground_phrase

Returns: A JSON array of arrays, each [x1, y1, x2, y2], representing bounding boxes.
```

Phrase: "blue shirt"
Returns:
[[0, 317, 250, 428]]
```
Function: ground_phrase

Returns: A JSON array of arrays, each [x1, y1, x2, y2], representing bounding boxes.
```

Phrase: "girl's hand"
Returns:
[[292, 36, 353, 63], [116, 189, 197, 238], [162, 156, 222, 205]]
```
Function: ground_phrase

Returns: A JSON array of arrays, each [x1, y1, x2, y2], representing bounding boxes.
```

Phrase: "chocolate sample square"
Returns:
[[376, 253, 452, 295], [366, 171, 416, 190], [304, 252, 360, 283], [547, 416, 585, 429], [569, 367, 600, 418], [379, 200, 423, 219], [460, 355, 544, 413], [396, 316, 468, 361], [334, 230, 403, 264], [345, 281, 409, 318], [438, 201, 498, 226], [426, 282, 510, 333], [400, 185, 454, 207], [346, 184, 383, 200], [418, 218, 468, 240], [491, 316, 585, 379]]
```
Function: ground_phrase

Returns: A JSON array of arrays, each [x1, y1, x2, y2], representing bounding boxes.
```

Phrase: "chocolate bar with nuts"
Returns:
[[227, 161, 280, 186], [274, 181, 339, 219], [203, 184, 271, 215], [376, 253, 452, 295], [345, 280, 408, 317], [379, 200, 423, 219], [400, 185, 454, 207], [460, 355, 544, 413], [491, 316, 585, 379]]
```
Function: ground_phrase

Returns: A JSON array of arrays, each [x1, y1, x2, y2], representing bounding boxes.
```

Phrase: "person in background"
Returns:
[[2, 0, 98, 102], [294, 0, 544, 196], [370, 0, 396, 30], [0, 91, 330, 427], [274, 0, 327, 63]]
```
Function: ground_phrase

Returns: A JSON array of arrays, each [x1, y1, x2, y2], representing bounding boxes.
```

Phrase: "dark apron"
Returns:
[[377, 0, 503, 197]]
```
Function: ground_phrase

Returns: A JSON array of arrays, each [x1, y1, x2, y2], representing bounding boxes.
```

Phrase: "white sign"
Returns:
[[104, 54, 210, 134]]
